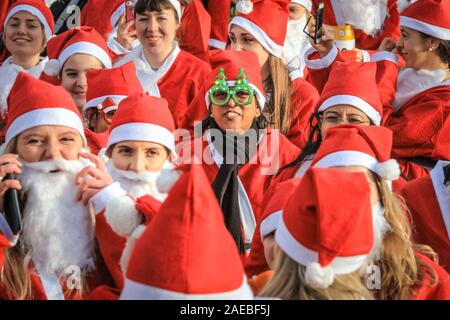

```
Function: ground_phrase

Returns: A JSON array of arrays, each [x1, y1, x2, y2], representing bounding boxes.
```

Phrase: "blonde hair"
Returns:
[[260, 248, 373, 300], [0, 139, 91, 299], [263, 55, 293, 136], [367, 174, 438, 300]]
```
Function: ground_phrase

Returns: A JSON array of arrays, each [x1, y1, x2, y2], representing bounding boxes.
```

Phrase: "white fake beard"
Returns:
[[392, 68, 449, 111], [333, 0, 388, 36], [284, 16, 310, 70], [367, 202, 391, 264], [106, 160, 171, 201], [19, 158, 96, 277]]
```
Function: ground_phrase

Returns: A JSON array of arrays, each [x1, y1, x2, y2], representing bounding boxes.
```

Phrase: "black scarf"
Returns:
[[210, 119, 260, 255]]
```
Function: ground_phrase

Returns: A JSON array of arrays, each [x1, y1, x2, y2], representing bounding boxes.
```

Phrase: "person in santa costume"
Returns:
[[0, 0, 54, 77], [284, 0, 312, 79], [114, 0, 211, 128], [83, 62, 143, 155], [120, 163, 254, 300], [399, 160, 450, 273], [268, 61, 387, 190], [76, 92, 176, 290], [304, 0, 450, 181], [226, 0, 319, 148], [0, 72, 114, 300], [260, 168, 375, 300], [307, 124, 450, 300], [41, 26, 113, 112], [310, 0, 400, 55], [177, 49, 299, 262]]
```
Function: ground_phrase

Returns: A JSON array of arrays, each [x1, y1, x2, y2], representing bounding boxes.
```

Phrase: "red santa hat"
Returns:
[[400, 0, 450, 40], [291, 0, 312, 11], [3, 0, 54, 41], [44, 26, 112, 77], [312, 124, 401, 181], [205, 50, 265, 109], [3, 72, 86, 148], [275, 167, 374, 288], [107, 92, 176, 157], [120, 164, 254, 299], [230, 0, 289, 58], [317, 62, 383, 125], [260, 178, 300, 240], [83, 62, 143, 115]]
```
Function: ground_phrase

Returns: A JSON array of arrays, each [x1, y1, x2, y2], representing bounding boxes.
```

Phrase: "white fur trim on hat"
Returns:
[[275, 216, 369, 275], [305, 262, 335, 289], [374, 159, 401, 181], [318, 94, 382, 125], [0, 64, 20, 117], [168, 0, 182, 20], [260, 210, 282, 240], [205, 81, 266, 111], [236, 0, 254, 14], [5, 5, 53, 40], [230, 16, 284, 58], [208, 38, 227, 50], [83, 95, 127, 113], [105, 194, 143, 237], [43, 59, 61, 77], [291, 0, 312, 12], [107, 123, 176, 157], [5, 108, 87, 147], [45, 42, 112, 76], [156, 167, 182, 194], [400, 16, 450, 41], [120, 275, 254, 300]]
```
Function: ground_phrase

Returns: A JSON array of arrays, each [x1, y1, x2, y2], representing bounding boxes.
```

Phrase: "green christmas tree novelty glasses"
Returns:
[[209, 68, 255, 107]]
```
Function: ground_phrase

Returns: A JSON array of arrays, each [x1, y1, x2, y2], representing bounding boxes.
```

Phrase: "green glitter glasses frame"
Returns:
[[209, 67, 255, 107]]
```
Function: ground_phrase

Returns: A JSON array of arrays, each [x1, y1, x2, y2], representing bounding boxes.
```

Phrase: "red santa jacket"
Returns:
[[399, 162, 450, 273], [90, 183, 162, 291], [178, 128, 299, 254], [311, 0, 400, 50]]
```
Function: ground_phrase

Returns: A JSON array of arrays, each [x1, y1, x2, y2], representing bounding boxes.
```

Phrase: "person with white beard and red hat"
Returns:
[[260, 168, 375, 300], [304, 0, 450, 181], [0, 72, 114, 300], [120, 163, 254, 300], [307, 124, 450, 299], [399, 160, 450, 274], [114, 0, 211, 128], [83, 62, 144, 155], [75, 92, 176, 292], [284, 0, 312, 79], [310, 0, 400, 56], [177, 50, 299, 269], [41, 26, 113, 112], [224, 0, 319, 149], [0, 0, 54, 77]]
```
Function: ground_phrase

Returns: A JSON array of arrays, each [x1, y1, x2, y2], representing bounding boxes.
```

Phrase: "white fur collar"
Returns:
[[331, 0, 388, 36], [430, 161, 450, 241], [1, 56, 48, 79], [114, 42, 180, 96], [392, 68, 450, 111]]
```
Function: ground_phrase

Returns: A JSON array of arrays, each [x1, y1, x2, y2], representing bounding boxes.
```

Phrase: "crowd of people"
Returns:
[[0, 0, 448, 300]]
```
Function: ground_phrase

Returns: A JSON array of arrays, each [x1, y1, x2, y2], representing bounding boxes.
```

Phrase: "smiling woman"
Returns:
[[0, 0, 54, 79]]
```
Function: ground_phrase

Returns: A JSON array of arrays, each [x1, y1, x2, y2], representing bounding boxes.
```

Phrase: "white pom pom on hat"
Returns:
[[305, 262, 335, 289], [236, 0, 254, 14], [375, 159, 401, 181], [43, 59, 61, 77]]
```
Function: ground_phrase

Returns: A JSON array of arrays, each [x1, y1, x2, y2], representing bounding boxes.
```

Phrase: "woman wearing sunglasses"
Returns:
[[178, 50, 299, 265]]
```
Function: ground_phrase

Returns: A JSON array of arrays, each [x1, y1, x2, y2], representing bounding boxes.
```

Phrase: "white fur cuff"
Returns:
[[90, 182, 127, 215], [105, 195, 142, 237]]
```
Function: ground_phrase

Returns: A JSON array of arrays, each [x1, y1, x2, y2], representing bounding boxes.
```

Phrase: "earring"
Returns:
[[429, 47, 433, 51]]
